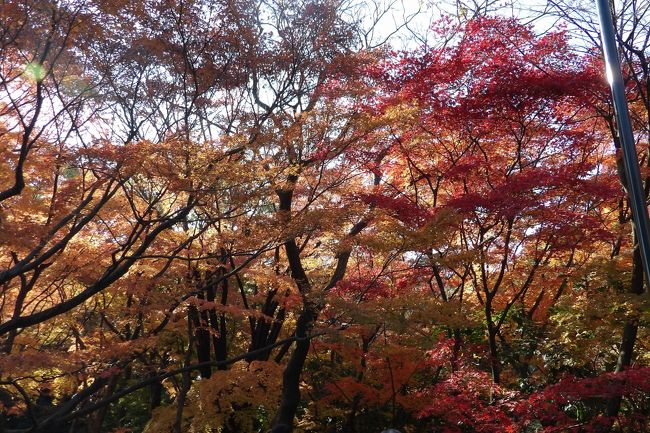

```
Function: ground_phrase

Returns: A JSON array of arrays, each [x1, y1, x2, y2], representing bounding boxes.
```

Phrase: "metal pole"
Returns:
[[596, 0, 650, 291]]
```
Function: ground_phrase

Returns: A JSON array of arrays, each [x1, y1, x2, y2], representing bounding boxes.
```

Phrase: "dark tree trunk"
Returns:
[[485, 297, 500, 385], [207, 263, 228, 369], [269, 305, 316, 433], [247, 289, 287, 362], [189, 302, 212, 379], [487, 326, 500, 385], [607, 240, 644, 416], [149, 377, 163, 413]]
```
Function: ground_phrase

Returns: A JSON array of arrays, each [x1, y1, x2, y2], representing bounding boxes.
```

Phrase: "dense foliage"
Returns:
[[1, 1, 649, 432]]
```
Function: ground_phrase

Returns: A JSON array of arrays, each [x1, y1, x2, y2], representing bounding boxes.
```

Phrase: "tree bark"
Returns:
[[607, 238, 644, 416], [269, 305, 317, 432]]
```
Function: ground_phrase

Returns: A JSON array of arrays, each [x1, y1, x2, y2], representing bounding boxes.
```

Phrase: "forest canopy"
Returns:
[[1, 0, 650, 432]]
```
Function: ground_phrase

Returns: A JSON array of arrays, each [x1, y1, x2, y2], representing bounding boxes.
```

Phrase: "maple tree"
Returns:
[[1, 1, 650, 433]]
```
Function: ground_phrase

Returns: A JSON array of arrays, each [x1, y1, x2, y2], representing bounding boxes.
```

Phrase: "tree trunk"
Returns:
[[607, 239, 644, 416], [269, 304, 316, 432], [189, 302, 212, 379], [149, 377, 163, 413], [487, 326, 500, 385]]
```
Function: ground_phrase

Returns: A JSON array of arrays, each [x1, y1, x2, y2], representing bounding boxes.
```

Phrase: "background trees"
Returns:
[[1, 1, 650, 433]]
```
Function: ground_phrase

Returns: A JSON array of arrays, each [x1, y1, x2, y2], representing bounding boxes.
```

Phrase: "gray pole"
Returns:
[[596, 0, 650, 291]]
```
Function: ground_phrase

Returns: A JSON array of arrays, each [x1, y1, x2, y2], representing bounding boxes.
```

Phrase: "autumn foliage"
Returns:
[[1, 1, 650, 432]]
